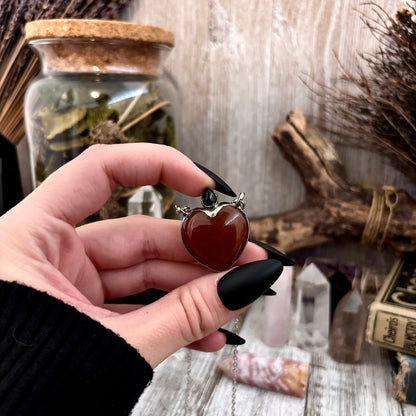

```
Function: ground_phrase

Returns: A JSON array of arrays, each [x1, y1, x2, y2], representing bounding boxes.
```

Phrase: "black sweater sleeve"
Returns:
[[0, 280, 153, 416]]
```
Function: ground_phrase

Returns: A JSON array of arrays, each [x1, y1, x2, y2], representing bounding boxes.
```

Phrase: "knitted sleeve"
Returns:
[[0, 280, 153, 416]]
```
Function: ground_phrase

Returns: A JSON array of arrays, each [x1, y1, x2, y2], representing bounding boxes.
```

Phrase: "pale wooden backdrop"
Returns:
[[123, 0, 416, 222]]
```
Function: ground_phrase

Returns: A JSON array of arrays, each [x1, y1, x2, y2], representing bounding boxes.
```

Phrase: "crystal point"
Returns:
[[328, 288, 366, 363], [128, 185, 162, 217], [220, 352, 309, 398], [263, 266, 293, 347], [290, 263, 330, 351]]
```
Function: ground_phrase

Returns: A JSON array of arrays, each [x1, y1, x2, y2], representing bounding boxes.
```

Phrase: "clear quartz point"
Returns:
[[328, 287, 366, 363], [290, 263, 330, 351], [127, 185, 162, 217]]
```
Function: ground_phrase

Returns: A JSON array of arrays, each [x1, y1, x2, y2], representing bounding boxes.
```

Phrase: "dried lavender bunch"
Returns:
[[0, 0, 131, 144], [317, 2, 416, 181]]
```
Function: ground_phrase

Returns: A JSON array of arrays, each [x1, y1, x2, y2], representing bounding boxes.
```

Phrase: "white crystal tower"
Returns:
[[290, 263, 330, 351], [128, 185, 162, 217]]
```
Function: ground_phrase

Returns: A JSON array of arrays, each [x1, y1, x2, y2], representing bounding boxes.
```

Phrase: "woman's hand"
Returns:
[[0, 143, 277, 368]]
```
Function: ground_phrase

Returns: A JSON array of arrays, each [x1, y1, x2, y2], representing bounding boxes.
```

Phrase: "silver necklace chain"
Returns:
[[184, 348, 192, 416], [183, 317, 240, 416], [230, 316, 240, 416]]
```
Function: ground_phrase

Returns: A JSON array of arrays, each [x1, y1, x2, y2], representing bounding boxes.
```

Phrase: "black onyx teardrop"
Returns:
[[202, 188, 217, 207]]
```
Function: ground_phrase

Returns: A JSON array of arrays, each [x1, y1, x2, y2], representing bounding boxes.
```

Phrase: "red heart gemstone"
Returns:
[[181, 204, 249, 271]]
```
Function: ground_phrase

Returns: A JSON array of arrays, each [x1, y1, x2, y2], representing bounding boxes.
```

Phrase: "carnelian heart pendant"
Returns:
[[176, 189, 249, 271]]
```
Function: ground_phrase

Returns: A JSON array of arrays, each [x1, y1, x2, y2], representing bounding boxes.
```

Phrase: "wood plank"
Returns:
[[206, 299, 408, 416], [132, 299, 311, 416], [131, 315, 252, 415], [132, 297, 416, 415], [404, 404, 416, 416], [132, 347, 229, 415], [204, 299, 309, 416], [123, 0, 415, 222], [264, 0, 415, 217], [306, 346, 404, 416]]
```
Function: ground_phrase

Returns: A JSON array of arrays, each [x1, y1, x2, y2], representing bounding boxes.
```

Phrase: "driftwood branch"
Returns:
[[249, 110, 416, 254]]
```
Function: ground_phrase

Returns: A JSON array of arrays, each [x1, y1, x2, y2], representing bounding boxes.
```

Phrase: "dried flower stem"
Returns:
[[314, 2, 416, 181], [120, 100, 172, 133], [117, 82, 150, 126]]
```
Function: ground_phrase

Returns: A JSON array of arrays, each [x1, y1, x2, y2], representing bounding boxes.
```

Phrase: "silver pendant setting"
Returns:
[[176, 189, 249, 271]]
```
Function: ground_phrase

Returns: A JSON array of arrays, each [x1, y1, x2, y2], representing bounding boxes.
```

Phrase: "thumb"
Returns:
[[103, 259, 283, 368]]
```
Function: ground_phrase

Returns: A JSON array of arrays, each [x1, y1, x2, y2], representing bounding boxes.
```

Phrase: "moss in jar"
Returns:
[[30, 76, 176, 222]]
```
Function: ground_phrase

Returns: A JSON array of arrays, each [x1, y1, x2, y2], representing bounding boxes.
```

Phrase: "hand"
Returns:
[[0, 143, 274, 368]]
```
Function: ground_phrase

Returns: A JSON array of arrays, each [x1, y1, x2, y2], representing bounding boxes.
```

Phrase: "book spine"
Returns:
[[366, 306, 416, 355]]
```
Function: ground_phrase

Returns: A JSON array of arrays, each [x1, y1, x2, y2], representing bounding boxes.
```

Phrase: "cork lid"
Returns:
[[25, 19, 174, 47]]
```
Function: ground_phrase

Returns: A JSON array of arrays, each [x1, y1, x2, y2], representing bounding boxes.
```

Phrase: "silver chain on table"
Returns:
[[183, 317, 241, 416], [183, 348, 192, 416], [230, 316, 240, 416]]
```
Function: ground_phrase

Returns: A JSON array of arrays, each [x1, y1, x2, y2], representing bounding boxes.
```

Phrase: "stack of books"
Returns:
[[366, 254, 416, 404]]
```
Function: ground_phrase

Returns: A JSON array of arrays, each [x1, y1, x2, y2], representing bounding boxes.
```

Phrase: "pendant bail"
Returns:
[[234, 192, 246, 210], [175, 205, 191, 217]]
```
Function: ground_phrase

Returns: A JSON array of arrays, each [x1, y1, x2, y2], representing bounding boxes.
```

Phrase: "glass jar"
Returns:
[[24, 19, 179, 223]]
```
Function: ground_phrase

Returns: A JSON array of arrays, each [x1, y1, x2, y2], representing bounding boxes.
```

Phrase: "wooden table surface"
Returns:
[[132, 299, 416, 416]]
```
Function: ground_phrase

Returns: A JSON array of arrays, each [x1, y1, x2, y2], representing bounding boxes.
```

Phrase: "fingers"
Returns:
[[187, 329, 245, 352], [77, 216, 192, 270], [236, 241, 269, 265], [94, 240, 267, 299], [77, 215, 269, 272], [77, 213, 268, 298], [103, 307, 231, 353], [103, 303, 145, 314], [100, 259, 283, 368], [187, 331, 226, 352], [100, 259, 206, 299], [24, 143, 215, 225]]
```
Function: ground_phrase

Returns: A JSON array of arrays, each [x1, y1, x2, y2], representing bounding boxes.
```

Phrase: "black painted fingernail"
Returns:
[[217, 259, 283, 310], [249, 239, 295, 266], [264, 288, 277, 296], [218, 328, 246, 345], [194, 162, 237, 197]]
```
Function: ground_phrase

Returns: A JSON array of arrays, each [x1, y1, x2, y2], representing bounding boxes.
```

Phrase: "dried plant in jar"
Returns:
[[24, 19, 179, 222]]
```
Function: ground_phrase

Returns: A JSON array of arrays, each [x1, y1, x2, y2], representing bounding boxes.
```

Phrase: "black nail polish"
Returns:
[[264, 288, 277, 296], [249, 239, 295, 266], [217, 259, 283, 310], [194, 162, 237, 197], [218, 328, 246, 345]]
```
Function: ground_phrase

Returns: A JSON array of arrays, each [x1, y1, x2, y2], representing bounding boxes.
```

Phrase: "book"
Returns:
[[366, 254, 416, 355], [393, 352, 416, 404]]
